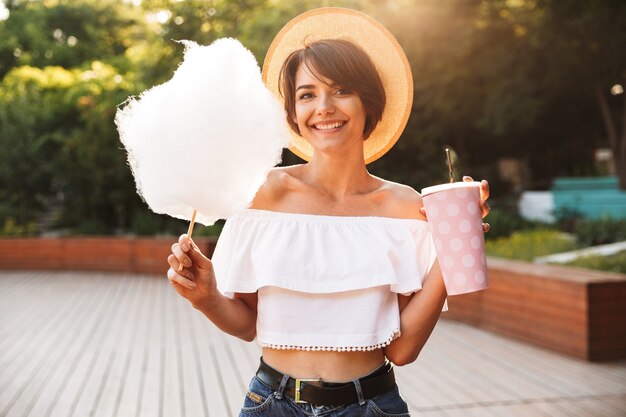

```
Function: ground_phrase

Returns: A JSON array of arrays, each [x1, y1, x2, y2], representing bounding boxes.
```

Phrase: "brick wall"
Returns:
[[445, 257, 626, 361], [0, 236, 216, 275]]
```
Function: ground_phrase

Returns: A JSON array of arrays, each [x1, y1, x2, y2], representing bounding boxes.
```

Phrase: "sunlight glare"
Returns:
[[147, 10, 172, 24], [0, 1, 8, 21]]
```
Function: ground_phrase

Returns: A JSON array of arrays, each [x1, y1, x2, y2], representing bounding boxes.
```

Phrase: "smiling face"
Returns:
[[293, 63, 367, 154], [278, 39, 386, 142]]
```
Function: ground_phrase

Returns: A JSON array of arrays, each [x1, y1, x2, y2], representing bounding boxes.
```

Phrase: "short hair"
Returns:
[[278, 39, 386, 140]]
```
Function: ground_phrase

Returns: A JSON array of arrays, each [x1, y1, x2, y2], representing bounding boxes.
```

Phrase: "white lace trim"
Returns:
[[258, 330, 401, 352]]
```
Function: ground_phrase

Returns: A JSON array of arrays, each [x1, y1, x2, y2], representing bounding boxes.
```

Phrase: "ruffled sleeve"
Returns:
[[211, 209, 447, 311]]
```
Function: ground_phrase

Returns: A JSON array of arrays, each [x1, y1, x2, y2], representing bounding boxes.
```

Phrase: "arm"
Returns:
[[193, 291, 258, 342], [383, 261, 447, 366], [384, 177, 490, 365], [167, 234, 257, 342]]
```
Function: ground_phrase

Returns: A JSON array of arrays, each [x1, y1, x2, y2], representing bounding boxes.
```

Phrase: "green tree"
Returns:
[[3, 0, 624, 236], [0, 65, 73, 226], [0, 62, 141, 232], [0, 0, 141, 79], [0, 0, 147, 233], [134, 0, 272, 85], [369, 0, 626, 190], [535, 0, 626, 188], [58, 62, 142, 233]]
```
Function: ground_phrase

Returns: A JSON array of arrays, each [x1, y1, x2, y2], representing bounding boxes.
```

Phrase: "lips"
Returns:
[[312, 121, 346, 130]]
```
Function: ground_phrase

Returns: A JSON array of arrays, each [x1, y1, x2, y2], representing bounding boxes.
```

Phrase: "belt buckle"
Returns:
[[294, 378, 323, 404]]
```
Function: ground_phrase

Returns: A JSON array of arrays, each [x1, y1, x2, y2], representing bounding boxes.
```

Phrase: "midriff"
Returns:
[[262, 347, 386, 383]]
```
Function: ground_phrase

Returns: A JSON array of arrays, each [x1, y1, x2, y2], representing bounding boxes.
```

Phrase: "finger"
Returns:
[[167, 253, 181, 270], [419, 207, 428, 220], [167, 254, 194, 275], [168, 267, 195, 289], [167, 267, 196, 289], [480, 201, 490, 218], [167, 256, 196, 280], [480, 179, 490, 201], [187, 245, 212, 268], [463, 176, 474, 182], [171, 243, 192, 267], [178, 234, 191, 252], [482, 223, 490, 233], [180, 234, 201, 255]]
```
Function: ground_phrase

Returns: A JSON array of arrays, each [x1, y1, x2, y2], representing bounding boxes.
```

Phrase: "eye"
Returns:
[[298, 92, 313, 100], [335, 88, 352, 96]]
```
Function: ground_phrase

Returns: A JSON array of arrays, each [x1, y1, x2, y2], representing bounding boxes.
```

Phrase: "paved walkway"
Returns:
[[0, 271, 624, 417]]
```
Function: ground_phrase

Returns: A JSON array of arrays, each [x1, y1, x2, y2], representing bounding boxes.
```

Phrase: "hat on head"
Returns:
[[262, 7, 413, 164]]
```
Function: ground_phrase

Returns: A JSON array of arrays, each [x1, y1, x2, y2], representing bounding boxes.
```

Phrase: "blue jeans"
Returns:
[[238, 371, 410, 416]]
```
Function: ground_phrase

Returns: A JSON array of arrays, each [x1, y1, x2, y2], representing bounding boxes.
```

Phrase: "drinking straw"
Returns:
[[445, 148, 455, 183]]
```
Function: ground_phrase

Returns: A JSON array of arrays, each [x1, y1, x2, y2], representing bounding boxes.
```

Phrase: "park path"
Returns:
[[0, 270, 624, 417]]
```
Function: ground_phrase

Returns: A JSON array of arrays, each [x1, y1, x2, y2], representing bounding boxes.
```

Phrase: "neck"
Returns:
[[303, 150, 373, 201]]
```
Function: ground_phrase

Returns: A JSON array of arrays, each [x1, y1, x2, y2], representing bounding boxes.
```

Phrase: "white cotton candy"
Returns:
[[115, 38, 290, 226]]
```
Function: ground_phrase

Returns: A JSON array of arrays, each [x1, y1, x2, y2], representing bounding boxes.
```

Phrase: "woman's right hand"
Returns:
[[167, 234, 218, 309]]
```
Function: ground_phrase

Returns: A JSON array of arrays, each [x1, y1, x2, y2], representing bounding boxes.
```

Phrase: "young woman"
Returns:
[[166, 8, 489, 417]]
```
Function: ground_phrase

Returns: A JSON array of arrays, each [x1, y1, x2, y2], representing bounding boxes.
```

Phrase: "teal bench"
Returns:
[[552, 176, 626, 219]]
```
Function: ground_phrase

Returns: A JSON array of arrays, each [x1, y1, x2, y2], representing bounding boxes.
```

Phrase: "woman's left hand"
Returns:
[[419, 176, 491, 233], [464, 176, 490, 233]]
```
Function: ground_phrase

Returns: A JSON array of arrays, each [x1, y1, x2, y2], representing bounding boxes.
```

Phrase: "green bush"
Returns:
[[562, 250, 626, 274], [486, 229, 577, 261], [484, 208, 540, 240], [191, 220, 225, 237], [130, 210, 164, 236], [573, 217, 626, 247], [553, 207, 583, 234], [0, 218, 38, 236], [74, 219, 111, 235]]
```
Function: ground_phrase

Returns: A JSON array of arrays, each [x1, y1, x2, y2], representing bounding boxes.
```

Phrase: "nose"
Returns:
[[316, 93, 335, 115]]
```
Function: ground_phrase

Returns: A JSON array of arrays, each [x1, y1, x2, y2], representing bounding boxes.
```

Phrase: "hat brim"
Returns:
[[262, 7, 413, 164]]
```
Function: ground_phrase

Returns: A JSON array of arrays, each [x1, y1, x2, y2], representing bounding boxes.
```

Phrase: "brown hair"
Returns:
[[278, 39, 386, 140]]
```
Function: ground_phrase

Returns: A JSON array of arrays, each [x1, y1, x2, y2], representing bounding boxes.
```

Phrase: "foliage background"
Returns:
[[0, 0, 625, 236]]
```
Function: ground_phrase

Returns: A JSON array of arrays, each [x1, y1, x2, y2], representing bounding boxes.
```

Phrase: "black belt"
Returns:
[[255, 357, 396, 406]]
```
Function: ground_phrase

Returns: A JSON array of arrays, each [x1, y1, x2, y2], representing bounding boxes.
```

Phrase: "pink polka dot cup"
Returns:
[[421, 181, 488, 295]]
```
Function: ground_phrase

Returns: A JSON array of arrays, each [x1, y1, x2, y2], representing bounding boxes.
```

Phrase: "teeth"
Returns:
[[315, 121, 344, 130]]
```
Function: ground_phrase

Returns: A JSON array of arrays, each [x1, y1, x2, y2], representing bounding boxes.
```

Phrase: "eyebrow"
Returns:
[[295, 82, 340, 92], [295, 84, 315, 92]]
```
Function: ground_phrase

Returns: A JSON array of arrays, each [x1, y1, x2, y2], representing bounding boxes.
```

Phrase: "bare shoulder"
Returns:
[[250, 165, 305, 210], [374, 178, 426, 221]]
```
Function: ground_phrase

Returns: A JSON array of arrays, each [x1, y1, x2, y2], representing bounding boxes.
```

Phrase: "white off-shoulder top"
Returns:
[[211, 209, 447, 351]]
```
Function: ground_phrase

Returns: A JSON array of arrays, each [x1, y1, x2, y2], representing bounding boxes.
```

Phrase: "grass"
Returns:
[[486, 227, 626, 274], [560, 250, 626, 274], [485, 229, 577, 261]]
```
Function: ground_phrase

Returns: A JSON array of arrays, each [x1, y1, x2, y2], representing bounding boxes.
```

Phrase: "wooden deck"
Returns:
[[1, 270, 624, 417]]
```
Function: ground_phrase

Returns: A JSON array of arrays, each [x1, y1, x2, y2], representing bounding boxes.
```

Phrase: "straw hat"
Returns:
[[262, 7, 413, 164]]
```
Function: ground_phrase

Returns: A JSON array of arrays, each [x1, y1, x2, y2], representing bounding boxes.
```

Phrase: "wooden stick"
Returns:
[[178, 208, 197, 272]]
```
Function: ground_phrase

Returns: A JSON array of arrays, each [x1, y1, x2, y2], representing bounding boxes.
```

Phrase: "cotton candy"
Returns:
[[115, 38, 290, 226]]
